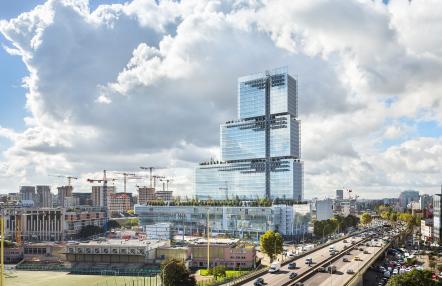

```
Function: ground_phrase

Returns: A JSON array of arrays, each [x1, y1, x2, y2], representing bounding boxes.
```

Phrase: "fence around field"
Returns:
[[93, 275, 161, 286]]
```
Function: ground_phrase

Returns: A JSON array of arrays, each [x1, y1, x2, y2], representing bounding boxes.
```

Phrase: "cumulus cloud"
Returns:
[[1, 0, 442, 198]]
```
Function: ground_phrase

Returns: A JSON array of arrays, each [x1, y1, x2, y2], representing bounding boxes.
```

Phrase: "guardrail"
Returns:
[[223, 229, 369, 286], [285, 236, 374, 286], [343, 241, 391, 286]]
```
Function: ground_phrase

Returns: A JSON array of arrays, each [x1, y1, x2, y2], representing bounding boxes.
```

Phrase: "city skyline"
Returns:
[[1, 0, 442, 199]]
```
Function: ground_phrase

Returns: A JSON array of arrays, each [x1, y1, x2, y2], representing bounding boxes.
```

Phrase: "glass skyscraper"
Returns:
[[195, 67, 303, 200]]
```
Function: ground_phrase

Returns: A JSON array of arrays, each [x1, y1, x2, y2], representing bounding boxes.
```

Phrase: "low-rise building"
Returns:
[[64, 207, 107, 240], [189, 238, 255, 269], [315, 199, 333, 221], [135, 203, 310, 238]]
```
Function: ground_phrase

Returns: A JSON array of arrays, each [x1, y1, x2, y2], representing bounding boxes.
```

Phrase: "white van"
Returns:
[[268, 262, 281, 273]]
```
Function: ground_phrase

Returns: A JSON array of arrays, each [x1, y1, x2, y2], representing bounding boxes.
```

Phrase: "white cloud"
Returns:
[[1, 0, 442, 198]]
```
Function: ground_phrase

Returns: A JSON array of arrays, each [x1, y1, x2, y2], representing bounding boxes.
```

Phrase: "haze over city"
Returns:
[[1, 0, 442, 199]]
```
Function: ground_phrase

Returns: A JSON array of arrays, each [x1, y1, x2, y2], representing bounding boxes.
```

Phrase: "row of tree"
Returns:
[[376, 205, 420, 228], [313, 214, 360, 237]]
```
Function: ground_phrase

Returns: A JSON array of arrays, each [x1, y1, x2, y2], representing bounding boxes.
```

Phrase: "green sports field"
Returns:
[[6, 271, 161, 286]]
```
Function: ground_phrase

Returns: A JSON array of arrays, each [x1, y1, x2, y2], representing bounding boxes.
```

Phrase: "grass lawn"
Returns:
[[6, 271, 160, 286]]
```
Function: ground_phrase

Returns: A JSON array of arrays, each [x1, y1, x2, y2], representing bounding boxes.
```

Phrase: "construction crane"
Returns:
[[139, 166, 165, 188], [152, 175, 165, 190], [112, 172, 142, 193], [87, 170, 118, 207], [160, 178, 173, 192], [49, 174, 78, 186]]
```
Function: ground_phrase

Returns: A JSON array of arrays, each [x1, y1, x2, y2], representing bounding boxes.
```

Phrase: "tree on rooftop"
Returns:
[[260, 230, 283, 262]]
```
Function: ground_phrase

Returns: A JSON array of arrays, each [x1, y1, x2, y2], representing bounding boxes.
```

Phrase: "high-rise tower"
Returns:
[[195, 67, 303, 200]]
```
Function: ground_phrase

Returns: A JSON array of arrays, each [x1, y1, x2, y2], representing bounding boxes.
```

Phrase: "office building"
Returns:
[[135, 203, 310, 238], [336, 189, 344, 200], [399, 190, 419, 209], [195, 67, 303, 200], [36, 185, 52, 207], [421, 219, 433, 242], [92, 185, 116, 207]]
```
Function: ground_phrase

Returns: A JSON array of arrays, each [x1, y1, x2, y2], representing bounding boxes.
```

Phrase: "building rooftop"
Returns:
[[69, 239, 169, 248]]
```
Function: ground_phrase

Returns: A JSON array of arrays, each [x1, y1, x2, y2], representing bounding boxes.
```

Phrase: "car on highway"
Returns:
[[327, 265, 337, 274], [317, 266, 326, 272], [253, 277, 264, 286], [268, 262, 281, 273], [359, 247, 364, 251], [294, 283, 304, 286], [343, 257, 349, 262], [364, 250, 369, 254], [354, 256, 361, 261], [346, 268, 354, 274], [305, 257, 313, 265], [289, 272, 298, 279], [288, 262, 297, 269]]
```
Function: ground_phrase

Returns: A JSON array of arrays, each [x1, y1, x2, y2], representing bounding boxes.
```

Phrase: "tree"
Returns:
[[313, 219, 338, 238], [161, 259, 196, 286], [389, 212, 398, 222], [360, 213, 372, 225], [386, 269, 438, 286], [211, 265, 226, 280], [79, 225, 103, 239], [107, 220, 120, 229], [260, 230, 283, 262]]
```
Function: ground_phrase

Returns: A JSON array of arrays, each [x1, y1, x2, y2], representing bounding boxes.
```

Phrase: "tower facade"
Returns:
[[195, 67, 303, 200]]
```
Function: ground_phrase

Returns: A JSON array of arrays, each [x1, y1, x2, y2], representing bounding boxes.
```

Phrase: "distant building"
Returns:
[[433, 190, 442, 243], [108, 192, 132, 215], [36, 185, 52, 208], [419, 194, 432, 210], [421, 219, 433, 242], [143, 223, 172, 240], [72, 192, 92, 206], [155, 191, 173, 201], [399, 190, 419, 209], [64, 207, 106, 239], [137, 186, 156, 205], [336, 189, 344, 200], [315, 199, 333, 221], [57, 186, 73, 207], [20, 186, 35, 203], [91, 185, 116, 207]]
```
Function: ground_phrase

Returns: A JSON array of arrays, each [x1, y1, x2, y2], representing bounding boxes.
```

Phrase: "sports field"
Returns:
[[6, 271, 161, 286]]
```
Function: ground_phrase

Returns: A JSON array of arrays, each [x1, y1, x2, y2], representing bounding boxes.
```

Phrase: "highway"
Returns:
[[299, 239, 387, 286], [242, 235, 366, 286]]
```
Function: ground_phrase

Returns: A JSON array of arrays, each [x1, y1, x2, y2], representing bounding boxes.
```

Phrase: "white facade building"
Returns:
[[143, 223, 172, 240], [315, 199, 333, 221]]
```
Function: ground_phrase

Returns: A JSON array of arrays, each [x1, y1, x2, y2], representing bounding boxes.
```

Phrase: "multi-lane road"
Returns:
[[242, 235, 366, 286], [300, 239, 387, 286]]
